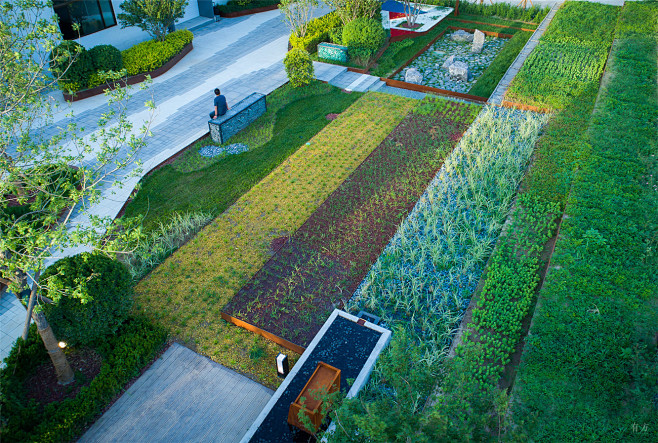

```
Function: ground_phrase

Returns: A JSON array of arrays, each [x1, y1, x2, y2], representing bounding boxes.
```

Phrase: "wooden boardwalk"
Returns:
[[80, 343, 273, 443]]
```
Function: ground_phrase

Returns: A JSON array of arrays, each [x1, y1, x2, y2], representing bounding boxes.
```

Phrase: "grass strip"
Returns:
[[468, 30, 531, 98], [510, 3, 658, 439], [122, 82, 360, 231], [327, 106, 548, 441], [224, 97, 480, 347], [134, 93, 415, 388], [448, 14, 538, 30], [505, 1, 620, 109]]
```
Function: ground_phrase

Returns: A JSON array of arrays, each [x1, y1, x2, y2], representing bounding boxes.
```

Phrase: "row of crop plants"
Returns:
[[505, 1, 619, 109], [419, 1, 628, 439], [134, 92, 415, 388], [326, 105, 548, 440], [223, 98, 480, 347], [508, 3, 658, 440]]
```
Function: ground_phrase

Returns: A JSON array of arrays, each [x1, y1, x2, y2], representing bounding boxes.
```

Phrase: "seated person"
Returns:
[[209, 88, 230, 119]]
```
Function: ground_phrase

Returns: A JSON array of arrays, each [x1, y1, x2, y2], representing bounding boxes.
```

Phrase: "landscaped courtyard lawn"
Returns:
[[122, 81, 361, 231], [135, 92, 415, 387]]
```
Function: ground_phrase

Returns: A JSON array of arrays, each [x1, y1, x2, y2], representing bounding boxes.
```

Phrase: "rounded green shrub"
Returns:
[[50, 41, 94, 92], [329, 26, 343, 45], [88, 44, 123, 72], [284, 48, 314, 88], [41, 252, 133, 346], [342, 17, 386, 54]]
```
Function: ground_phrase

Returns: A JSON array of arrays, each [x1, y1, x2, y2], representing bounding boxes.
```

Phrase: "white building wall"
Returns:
[[45, 0, 201, 51]]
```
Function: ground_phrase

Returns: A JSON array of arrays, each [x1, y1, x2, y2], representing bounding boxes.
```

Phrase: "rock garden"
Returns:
[[394, 29, 507, 92]]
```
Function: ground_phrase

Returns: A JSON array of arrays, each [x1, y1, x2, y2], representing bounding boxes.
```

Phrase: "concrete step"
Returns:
[[346, 74, 381, 92], [313, 62, 348, 83], [377, 85, 426, 100], [368, 80, 386, 92]]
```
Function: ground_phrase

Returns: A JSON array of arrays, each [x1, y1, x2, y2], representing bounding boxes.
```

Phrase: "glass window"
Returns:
[[54, 0, 117, 40]]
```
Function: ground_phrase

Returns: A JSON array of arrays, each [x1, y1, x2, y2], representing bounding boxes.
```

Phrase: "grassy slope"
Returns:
[[511, 3, 658, 440], [122, 82, 360, 231], [134, 93, 415, 388]]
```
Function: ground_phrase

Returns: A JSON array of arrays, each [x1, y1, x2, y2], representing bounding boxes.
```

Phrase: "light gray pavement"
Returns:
[[79, 343, 273, 442], [0, 7, 332, 365]]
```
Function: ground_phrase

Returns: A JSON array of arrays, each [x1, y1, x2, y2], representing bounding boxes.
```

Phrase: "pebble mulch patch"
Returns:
[[394, 33, 507, 92], [223, 98, 480, 348], [249, 315, 382, 442], [198, 143, 249, 158]]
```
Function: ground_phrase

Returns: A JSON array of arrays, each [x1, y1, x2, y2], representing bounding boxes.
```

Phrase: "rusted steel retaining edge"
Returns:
[[382, 78, 489, 103], [220, 311, 306, 355], [63, 42, 193, 102]]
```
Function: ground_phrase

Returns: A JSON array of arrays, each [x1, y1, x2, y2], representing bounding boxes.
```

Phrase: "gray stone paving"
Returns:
[[488, 0, 565, 104], [80, 343, 273, 443]]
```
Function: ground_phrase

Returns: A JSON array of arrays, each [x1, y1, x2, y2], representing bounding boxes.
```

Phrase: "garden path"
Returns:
[[79, 343, 273, 442], [0, 7, 333, 365]]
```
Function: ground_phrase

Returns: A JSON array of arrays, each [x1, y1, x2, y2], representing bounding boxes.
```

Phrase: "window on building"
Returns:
[[54, 0, 117, 40]]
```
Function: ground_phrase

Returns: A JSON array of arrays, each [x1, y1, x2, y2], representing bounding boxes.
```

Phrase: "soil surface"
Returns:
[[224, 102, 478, 347], [25, 347, 103, 405]]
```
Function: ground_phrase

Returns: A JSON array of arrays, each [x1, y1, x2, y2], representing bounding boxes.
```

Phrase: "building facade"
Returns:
[[49, 0, 216, 50]]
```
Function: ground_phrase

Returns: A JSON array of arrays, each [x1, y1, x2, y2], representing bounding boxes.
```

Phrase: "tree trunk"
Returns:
[[22, 270, 40, 341], [455, 0, 460, 16], [33, 311, 74, 385]]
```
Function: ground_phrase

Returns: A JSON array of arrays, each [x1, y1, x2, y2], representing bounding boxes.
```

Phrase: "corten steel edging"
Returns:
[[390, 25, 512, 79], [220, 311, 306, 355], [218, 4, 279, 18], [62, 42, 193, 102], [447, 18, 536, 33], [383, 78, 489, 103], [500, 99, 552, 113]]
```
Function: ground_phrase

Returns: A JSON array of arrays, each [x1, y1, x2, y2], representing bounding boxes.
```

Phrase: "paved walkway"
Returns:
[[0, 8, 332, 365], [488, 0, 564, 104], [79, 343, 273, 442]]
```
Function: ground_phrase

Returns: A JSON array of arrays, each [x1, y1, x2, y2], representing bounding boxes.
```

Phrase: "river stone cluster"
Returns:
[[395, 33, 506, 93], [199, 143, 249, 158]]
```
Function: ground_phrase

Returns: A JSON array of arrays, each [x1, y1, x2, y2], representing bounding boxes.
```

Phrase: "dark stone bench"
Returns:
[[208, 92, 266, 144]]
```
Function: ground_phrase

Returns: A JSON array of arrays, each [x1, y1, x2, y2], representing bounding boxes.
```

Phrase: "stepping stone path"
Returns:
[[394, 32, 506, 93]]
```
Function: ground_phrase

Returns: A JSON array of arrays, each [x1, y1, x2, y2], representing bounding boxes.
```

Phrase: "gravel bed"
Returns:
[[198, 143, 249, 158]]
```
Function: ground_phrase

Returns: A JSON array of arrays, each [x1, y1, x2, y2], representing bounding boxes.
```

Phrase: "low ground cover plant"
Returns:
[[510, 3, 658, 439], [224, 97, 480, 347], [327, 105, 548, 440], [122, 81, 359, 231], [506, 1, 619, 109], [468, 30, 531, 97], [134, 92, 415, 387], [0, 316, 166, 442]]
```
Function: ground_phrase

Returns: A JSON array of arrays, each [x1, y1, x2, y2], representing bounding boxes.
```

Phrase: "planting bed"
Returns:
[[223, 98, 480, 348], [134, 93, 414, 387], [393, 31, 507, 92], [505, 1, 619, 109]]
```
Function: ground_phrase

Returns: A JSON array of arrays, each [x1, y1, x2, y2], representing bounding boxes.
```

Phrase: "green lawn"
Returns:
[[122, 81, 362, 231]]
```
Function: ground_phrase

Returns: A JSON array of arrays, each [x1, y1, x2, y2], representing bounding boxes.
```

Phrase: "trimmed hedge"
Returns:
[[0, 316, 167, 442], [122, 29, 194, 76], [41, 253, 133, 347], [289, 11, 341, 53]]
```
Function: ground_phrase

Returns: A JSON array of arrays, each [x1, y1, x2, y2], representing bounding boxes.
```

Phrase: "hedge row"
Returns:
[[289, 11, 341, 53], [52, 30, 193, 93], [510, 3, 658, 439], [0, 316, 167, 442]]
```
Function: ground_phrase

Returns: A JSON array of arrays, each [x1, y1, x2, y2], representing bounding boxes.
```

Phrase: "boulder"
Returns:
[[442, 55, 456, 69], [471, 29, 485, 53], [448, 61, 469, 82], [405, 68, 424, 85], [450, 29, 473, 42]]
